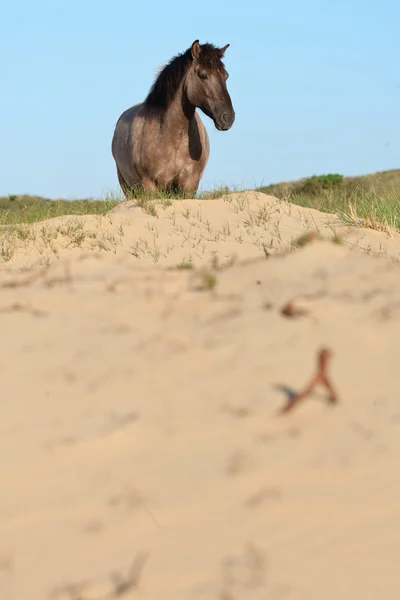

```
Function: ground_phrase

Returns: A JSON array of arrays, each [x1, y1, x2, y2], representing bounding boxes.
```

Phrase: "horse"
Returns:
[[111, 40, 235, 199]]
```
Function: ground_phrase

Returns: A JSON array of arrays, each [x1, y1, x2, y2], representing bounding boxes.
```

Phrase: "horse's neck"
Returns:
[[161, 88, 196, 135]]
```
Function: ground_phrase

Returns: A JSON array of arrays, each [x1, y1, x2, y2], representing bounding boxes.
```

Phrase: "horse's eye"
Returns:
[[199, 72, 208, 80]]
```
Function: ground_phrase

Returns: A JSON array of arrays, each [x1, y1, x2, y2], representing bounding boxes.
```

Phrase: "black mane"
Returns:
[[145, 43, 224, 109]]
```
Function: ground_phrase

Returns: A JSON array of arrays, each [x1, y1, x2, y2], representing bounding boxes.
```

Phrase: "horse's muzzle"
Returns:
[[215, 110, 235, 131]]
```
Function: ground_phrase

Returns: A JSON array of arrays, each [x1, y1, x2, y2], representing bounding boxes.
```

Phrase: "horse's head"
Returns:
[[185, 40, 235, 131]]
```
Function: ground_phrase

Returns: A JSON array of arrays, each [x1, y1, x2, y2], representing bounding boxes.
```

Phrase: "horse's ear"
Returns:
[[219, 43, 230, 57], [191, 40, 201, 60]]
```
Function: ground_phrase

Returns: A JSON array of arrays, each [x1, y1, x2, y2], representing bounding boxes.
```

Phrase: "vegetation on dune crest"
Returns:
[[1, 169, 400, 231], [0, 195, 119, 226], [0, 169, 399, 266], [0, 187, 235, 226], [259, 169, 400, 198], [257, 169, 400, 231]]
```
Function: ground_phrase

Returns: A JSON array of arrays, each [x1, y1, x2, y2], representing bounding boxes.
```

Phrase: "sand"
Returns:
[[1, 191, 400, 599]]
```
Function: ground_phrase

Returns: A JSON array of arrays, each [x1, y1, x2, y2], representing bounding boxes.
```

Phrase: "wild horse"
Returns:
[[111, 40, 235, 198]]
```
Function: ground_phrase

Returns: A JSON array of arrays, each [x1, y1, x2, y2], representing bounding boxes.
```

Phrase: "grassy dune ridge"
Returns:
[[258, 169, 400, 231], [1, 169, 399, 231]]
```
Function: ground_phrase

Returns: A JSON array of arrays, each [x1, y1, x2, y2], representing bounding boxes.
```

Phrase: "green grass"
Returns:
[[258, 168, 400, 197], [3, 169, 400, 232], [0, 195, 120, 226], [0, 186, 236, 226], [257, 169, 400, 232]]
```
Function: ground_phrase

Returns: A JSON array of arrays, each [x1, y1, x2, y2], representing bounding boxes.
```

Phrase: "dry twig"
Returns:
[[280, 348, 338, 414]]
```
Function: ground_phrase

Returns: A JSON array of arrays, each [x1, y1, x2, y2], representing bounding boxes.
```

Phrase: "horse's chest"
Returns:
[[136, 115, 207, 188], [150, 135, 199, 178]]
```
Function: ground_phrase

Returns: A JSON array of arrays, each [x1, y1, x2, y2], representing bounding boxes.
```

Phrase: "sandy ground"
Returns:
[[1, 191, 400, 599]]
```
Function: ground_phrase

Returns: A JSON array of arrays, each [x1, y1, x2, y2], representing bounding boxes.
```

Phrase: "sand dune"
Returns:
[[1, 192, 400, 599], [2, 191, 400, 271]]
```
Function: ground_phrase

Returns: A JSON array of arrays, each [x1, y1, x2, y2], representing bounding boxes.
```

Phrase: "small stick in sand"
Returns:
[[280, 348, 338, 414], [280, 301, 309, 318]]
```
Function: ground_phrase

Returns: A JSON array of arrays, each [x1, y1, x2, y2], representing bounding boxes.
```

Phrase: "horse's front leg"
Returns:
[[141, 178, 158, 195], [182, 189, 198, 199], [178, 175, 200, 199]]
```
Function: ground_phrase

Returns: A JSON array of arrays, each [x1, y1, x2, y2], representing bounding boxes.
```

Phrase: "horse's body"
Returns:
[[111, 40, 235, 198]]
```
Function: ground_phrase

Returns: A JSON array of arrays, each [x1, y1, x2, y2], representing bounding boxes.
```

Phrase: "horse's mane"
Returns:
[[145, 43, 224, 109]]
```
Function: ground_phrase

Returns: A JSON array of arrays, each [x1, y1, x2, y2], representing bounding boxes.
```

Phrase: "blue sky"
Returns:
[[1, 0, 399, 199]]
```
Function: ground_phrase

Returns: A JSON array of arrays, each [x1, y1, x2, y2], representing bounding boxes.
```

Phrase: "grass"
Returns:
[[4, 170, 400, 232], [0, 186, 237, 227], [257, 169, 400, 232], [176, 261, 194, 270], [0, 195, 119, 226], [0, 173, 395, 269]]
